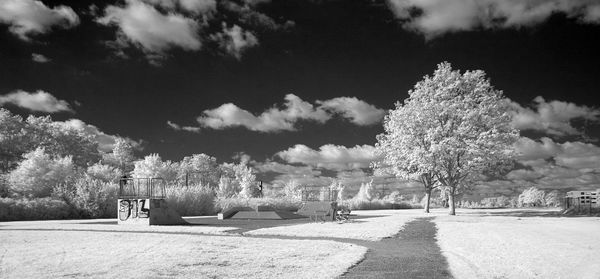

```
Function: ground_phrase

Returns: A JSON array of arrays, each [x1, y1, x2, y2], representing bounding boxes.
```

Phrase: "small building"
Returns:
[[564, 191, 598, 211]]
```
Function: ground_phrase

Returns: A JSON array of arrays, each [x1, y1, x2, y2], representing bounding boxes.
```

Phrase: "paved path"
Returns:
[[341, 217, 453, 279]]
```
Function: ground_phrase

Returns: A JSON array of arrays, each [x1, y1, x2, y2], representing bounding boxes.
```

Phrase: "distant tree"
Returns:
[[234, 161, 257, 198], [86, 162, 121, 183], [217, 176, 238, 198], [544, 190, 561, 207], [177, 154, 221, 188], [518, 187, 546, 207], [132, 154, 178, 182], [282, 179, 301, 200], [8, 147, 75, 197], [110, 138, 135, 174], [376, 62, 519, 215], [0, 109, 29, 172]]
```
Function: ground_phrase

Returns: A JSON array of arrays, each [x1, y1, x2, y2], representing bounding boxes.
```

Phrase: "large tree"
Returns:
[[375, 62, 518, 215]]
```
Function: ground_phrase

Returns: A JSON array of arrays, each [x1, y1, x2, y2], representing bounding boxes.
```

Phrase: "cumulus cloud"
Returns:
[[97, 0, 202, 55], [0, 90, 73, 113], [510, 96, 600, 136], [187, 95, 386, 133], [317, 97, 385, 125], [387, 0, 600, 38], [196, 94, 330, 132], [31, 53, 50, 63], [0, 0, 79, 40], [276, 144, 380, 171], [59, 119, 144, 152], [166, 120, 201, 132], [210, 23, 259, 59]]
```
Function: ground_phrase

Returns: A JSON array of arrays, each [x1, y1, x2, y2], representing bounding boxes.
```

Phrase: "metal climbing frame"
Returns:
[[118, 178, 166, 199]]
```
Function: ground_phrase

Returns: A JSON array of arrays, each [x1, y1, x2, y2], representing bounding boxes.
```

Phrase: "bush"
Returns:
[[8, 147, 75, 198], [340, 198, 420, 210], [0, 197, 78, 221], [166, 184, 216, 216], [53, 177, 118, 218], [215, 197, 302, 213]]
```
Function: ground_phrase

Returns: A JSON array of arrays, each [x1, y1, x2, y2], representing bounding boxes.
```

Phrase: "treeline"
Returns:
[[0, 108, 264, 220]]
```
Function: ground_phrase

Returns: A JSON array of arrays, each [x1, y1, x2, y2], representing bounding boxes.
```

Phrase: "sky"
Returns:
[[1, 0, 600, 197]]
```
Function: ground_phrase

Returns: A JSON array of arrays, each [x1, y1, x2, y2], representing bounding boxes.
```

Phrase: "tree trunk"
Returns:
[[424, 188, 431, 213], [449, 187, 456, 215]]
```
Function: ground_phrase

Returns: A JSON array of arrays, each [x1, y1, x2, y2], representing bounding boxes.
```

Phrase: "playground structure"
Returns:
[[563, 190, 599, 213], [118, 177, 189, 225], [218, 186, 341, 221]]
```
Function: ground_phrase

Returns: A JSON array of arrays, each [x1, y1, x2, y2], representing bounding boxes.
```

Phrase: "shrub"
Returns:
[[166, 184, 216, 216], [215, 197, 302, 213], [0, 197, 77, 221], [339, 197, 419, 210], [8, 147, 75, 198], [53, 177, 118, 218]]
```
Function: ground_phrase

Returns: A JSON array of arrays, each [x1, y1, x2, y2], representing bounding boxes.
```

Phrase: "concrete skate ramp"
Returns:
[[118, 198, 190, 225], [149, 199, 189, 225], [230, 210, 306, 220]]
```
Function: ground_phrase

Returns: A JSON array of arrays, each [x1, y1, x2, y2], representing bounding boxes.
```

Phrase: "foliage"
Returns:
[[376, 62, 519, 215], [132, 154, 178, 181], [177, 154, 222, 188], [518, 187, 546, 207], [0, 109, 100, 172], [166, 184, 216, 216], [545, 190, 561, 207], [86, 162, 121, 183], [104, 138, 135, 174], [8, 148, 76, 198], [217, 176, 239, 198], [53, 177, 118, 218], [234, 161, 258, 198], [0, 197, 78, 221], [354, 180, 376, 201], [282, 179, 301, 200]]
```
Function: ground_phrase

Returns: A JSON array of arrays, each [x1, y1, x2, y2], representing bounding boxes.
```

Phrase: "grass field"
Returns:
[[1, 208, 599, 278]]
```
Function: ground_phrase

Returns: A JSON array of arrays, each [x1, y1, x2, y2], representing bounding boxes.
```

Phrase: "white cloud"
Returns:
[[317, 97, 385, 125], [514, 137, 562, 161], [97, 0, 202, 54], [387, 0, 600, 38], [59, 119, 144, 152], [210, 23, 258, 59], [191, 95, 386, 133], [166, 120, 201, 132], [510, 96, 600, 136], [0, 90, 72, 113], [276, 144, 379, 171], [31, 53, 50, 63], [0, 0, 79, 40], [196, 94, 330, 132]]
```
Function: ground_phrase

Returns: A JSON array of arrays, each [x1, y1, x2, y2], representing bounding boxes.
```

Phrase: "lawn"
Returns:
[[2, 208, 599, 278], [0, 227, 366, 278], [433, 208, 600, 279]]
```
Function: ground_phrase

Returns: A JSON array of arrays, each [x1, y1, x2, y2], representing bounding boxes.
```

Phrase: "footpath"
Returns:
[[341, 217, 453, 279]]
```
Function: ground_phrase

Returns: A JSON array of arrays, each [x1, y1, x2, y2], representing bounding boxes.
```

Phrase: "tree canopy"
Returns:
[[375, 62, 519, 215]]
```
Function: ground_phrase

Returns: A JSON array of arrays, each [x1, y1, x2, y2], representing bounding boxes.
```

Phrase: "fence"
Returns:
[[301, 186, 338, 202], [118, 178, 166, 199]]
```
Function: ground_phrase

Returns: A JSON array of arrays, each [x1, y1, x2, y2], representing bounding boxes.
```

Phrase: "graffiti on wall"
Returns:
[[119, 199, 150, 221]]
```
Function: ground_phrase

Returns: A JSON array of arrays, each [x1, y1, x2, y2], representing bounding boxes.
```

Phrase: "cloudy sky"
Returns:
[[1, 0, 600, 196]]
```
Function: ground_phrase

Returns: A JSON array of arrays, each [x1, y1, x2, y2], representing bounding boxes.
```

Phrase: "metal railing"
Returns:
[[301, 186, 338, 202], [118, 178, 166, 199]]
